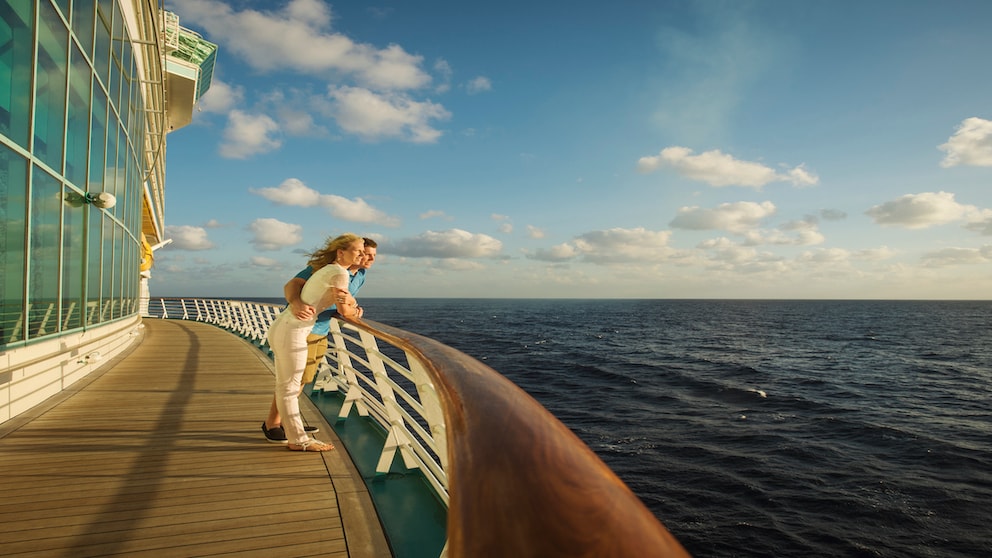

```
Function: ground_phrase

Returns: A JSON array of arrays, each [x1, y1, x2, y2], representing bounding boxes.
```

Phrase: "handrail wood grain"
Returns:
[[339, 316, 691, 558]]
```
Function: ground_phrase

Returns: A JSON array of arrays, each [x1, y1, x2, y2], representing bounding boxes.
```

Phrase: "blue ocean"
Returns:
[[352, 299, 991, 558]]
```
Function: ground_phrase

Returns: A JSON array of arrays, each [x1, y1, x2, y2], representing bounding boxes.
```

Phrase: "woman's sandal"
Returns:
[[287, 439, 335, 452]]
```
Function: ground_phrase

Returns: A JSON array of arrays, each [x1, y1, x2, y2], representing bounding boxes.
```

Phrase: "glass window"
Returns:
[[71, 0, 96, 59], [28, 167, 63, 338], [103, 221, 118, 320], [0, 0, 33, 149], [123, 235, 135, 315], [85, 205, 101, 325], [0, 143, 28, 345], [34, 0, 69, 171], [66, 42, 91, 188], [114, 124, 125, 216], [103, 117, 117, 198], [97, 0, 112, 21], [120, 32, 132, 130], [108, 0, 123, 113], [88, 78, 106, 191], [52, 0, 69, 19], [61, 184, 84, 331], [93, 6, 109, 88]]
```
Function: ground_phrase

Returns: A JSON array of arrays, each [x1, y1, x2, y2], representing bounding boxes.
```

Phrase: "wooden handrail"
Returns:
[[340, 316, 691, 558]]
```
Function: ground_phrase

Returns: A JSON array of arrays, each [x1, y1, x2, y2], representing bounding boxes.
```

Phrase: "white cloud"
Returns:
[[964, 218, 992, 236], [250, 256, 281, 267], [526, 225, 546, 239], [820, 209, 847, 221], [498, 223, 513, 234], [164, 225, 215, 251], [391, 229, 503, 258], [531, 227, 674, 264], [247, 218, 303, 251], [420, 209, 452, 220], [219, 110, 281, 158], [637, 147, 818, 188], [865, 191, 984, 229], [921, 246, 992, 267], [328, 86, 450, 143], [852, 246, 897, 261], [670, 201, 777, 233], [939, 117, 992, 167], [742, 227, 824, 247], [250, 178, 401, 227], [466, 76, 492, 94], [170, 0, 431, 90], [322, 194, 400, 226], [251, 178, 322, 206], [195, 79, 242, 114], [433, 59, 453, 93], [797, 248, 851, 263]]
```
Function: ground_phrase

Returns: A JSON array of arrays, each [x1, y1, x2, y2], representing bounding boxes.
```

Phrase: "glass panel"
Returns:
[[104, 115, 117, 197], [0, 0, 33, 149], [108, 0, 123, 114], [88, 78, 106, 192], [0, 144, 28, 344], [71, 0, 96, 58], [66, 41, 91, 188], [97, 0, 112, 21], [124, 235, 135, 315], [93, 6, 109, 88], [103, 217, 122, 320], [28, 167, 63, 338], [114, 124, 125, 217], [86, 204, 101, 325], [62, 183, 84, 330], [53, 0, 69, 19], [34, 0, 69, 171], [112, 222, 123, 319], [120, 31, 132, 131]]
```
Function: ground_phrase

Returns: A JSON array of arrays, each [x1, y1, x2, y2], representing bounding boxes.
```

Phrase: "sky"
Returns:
[[154, 0, 992, 299]]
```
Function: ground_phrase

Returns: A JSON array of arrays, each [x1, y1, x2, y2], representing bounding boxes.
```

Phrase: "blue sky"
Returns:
[[155, 0, 992, 299]]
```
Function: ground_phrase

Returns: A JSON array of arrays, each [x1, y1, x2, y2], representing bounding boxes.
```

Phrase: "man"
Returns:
[[261, 238, 378, 443]]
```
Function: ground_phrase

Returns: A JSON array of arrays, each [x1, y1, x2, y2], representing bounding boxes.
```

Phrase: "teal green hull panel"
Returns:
[[307, 388, 447, 558]]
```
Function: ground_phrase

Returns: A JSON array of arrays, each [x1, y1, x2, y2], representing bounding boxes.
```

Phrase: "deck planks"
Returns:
[[0, 318, 390, 558]]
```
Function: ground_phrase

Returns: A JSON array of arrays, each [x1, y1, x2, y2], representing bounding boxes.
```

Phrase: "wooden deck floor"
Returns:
[[0, 319, 391, 558]]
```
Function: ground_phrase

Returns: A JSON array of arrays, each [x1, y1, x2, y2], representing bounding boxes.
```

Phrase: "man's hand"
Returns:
[[290, 299, 316, 320]]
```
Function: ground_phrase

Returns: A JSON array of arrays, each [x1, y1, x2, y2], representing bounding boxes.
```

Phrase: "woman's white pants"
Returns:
[[266, 312, 313, 445]]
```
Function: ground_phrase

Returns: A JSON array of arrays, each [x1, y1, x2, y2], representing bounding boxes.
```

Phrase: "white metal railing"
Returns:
[[146, 297, 450, 503]]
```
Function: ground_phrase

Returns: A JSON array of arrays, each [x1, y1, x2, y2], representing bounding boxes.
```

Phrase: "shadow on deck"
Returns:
[[0, 319, 390, 558]]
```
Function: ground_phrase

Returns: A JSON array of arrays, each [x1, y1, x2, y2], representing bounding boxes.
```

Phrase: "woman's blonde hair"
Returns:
[[306, 233, 362, 271]]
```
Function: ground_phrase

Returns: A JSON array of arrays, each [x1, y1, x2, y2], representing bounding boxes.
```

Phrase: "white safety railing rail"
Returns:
[[146, 297, 450, 503]]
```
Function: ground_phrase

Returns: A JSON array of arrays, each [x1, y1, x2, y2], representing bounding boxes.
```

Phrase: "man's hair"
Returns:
[[362, 237, 378, 248]]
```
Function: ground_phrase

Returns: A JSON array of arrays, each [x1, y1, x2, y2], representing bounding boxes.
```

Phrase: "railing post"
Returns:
[[329, 320, 369, 419], [358, 330, 420, 473], [409, 359, 449, 472]]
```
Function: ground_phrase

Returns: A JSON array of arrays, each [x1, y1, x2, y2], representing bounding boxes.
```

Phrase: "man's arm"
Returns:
[[284, 277, 315, 320]]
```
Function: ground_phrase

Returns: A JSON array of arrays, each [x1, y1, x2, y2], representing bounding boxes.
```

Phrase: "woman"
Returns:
[[266, 234, 364, 451]]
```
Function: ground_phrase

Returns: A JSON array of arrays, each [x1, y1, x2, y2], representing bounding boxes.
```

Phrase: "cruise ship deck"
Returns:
[[0, 319, 390, 558]]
